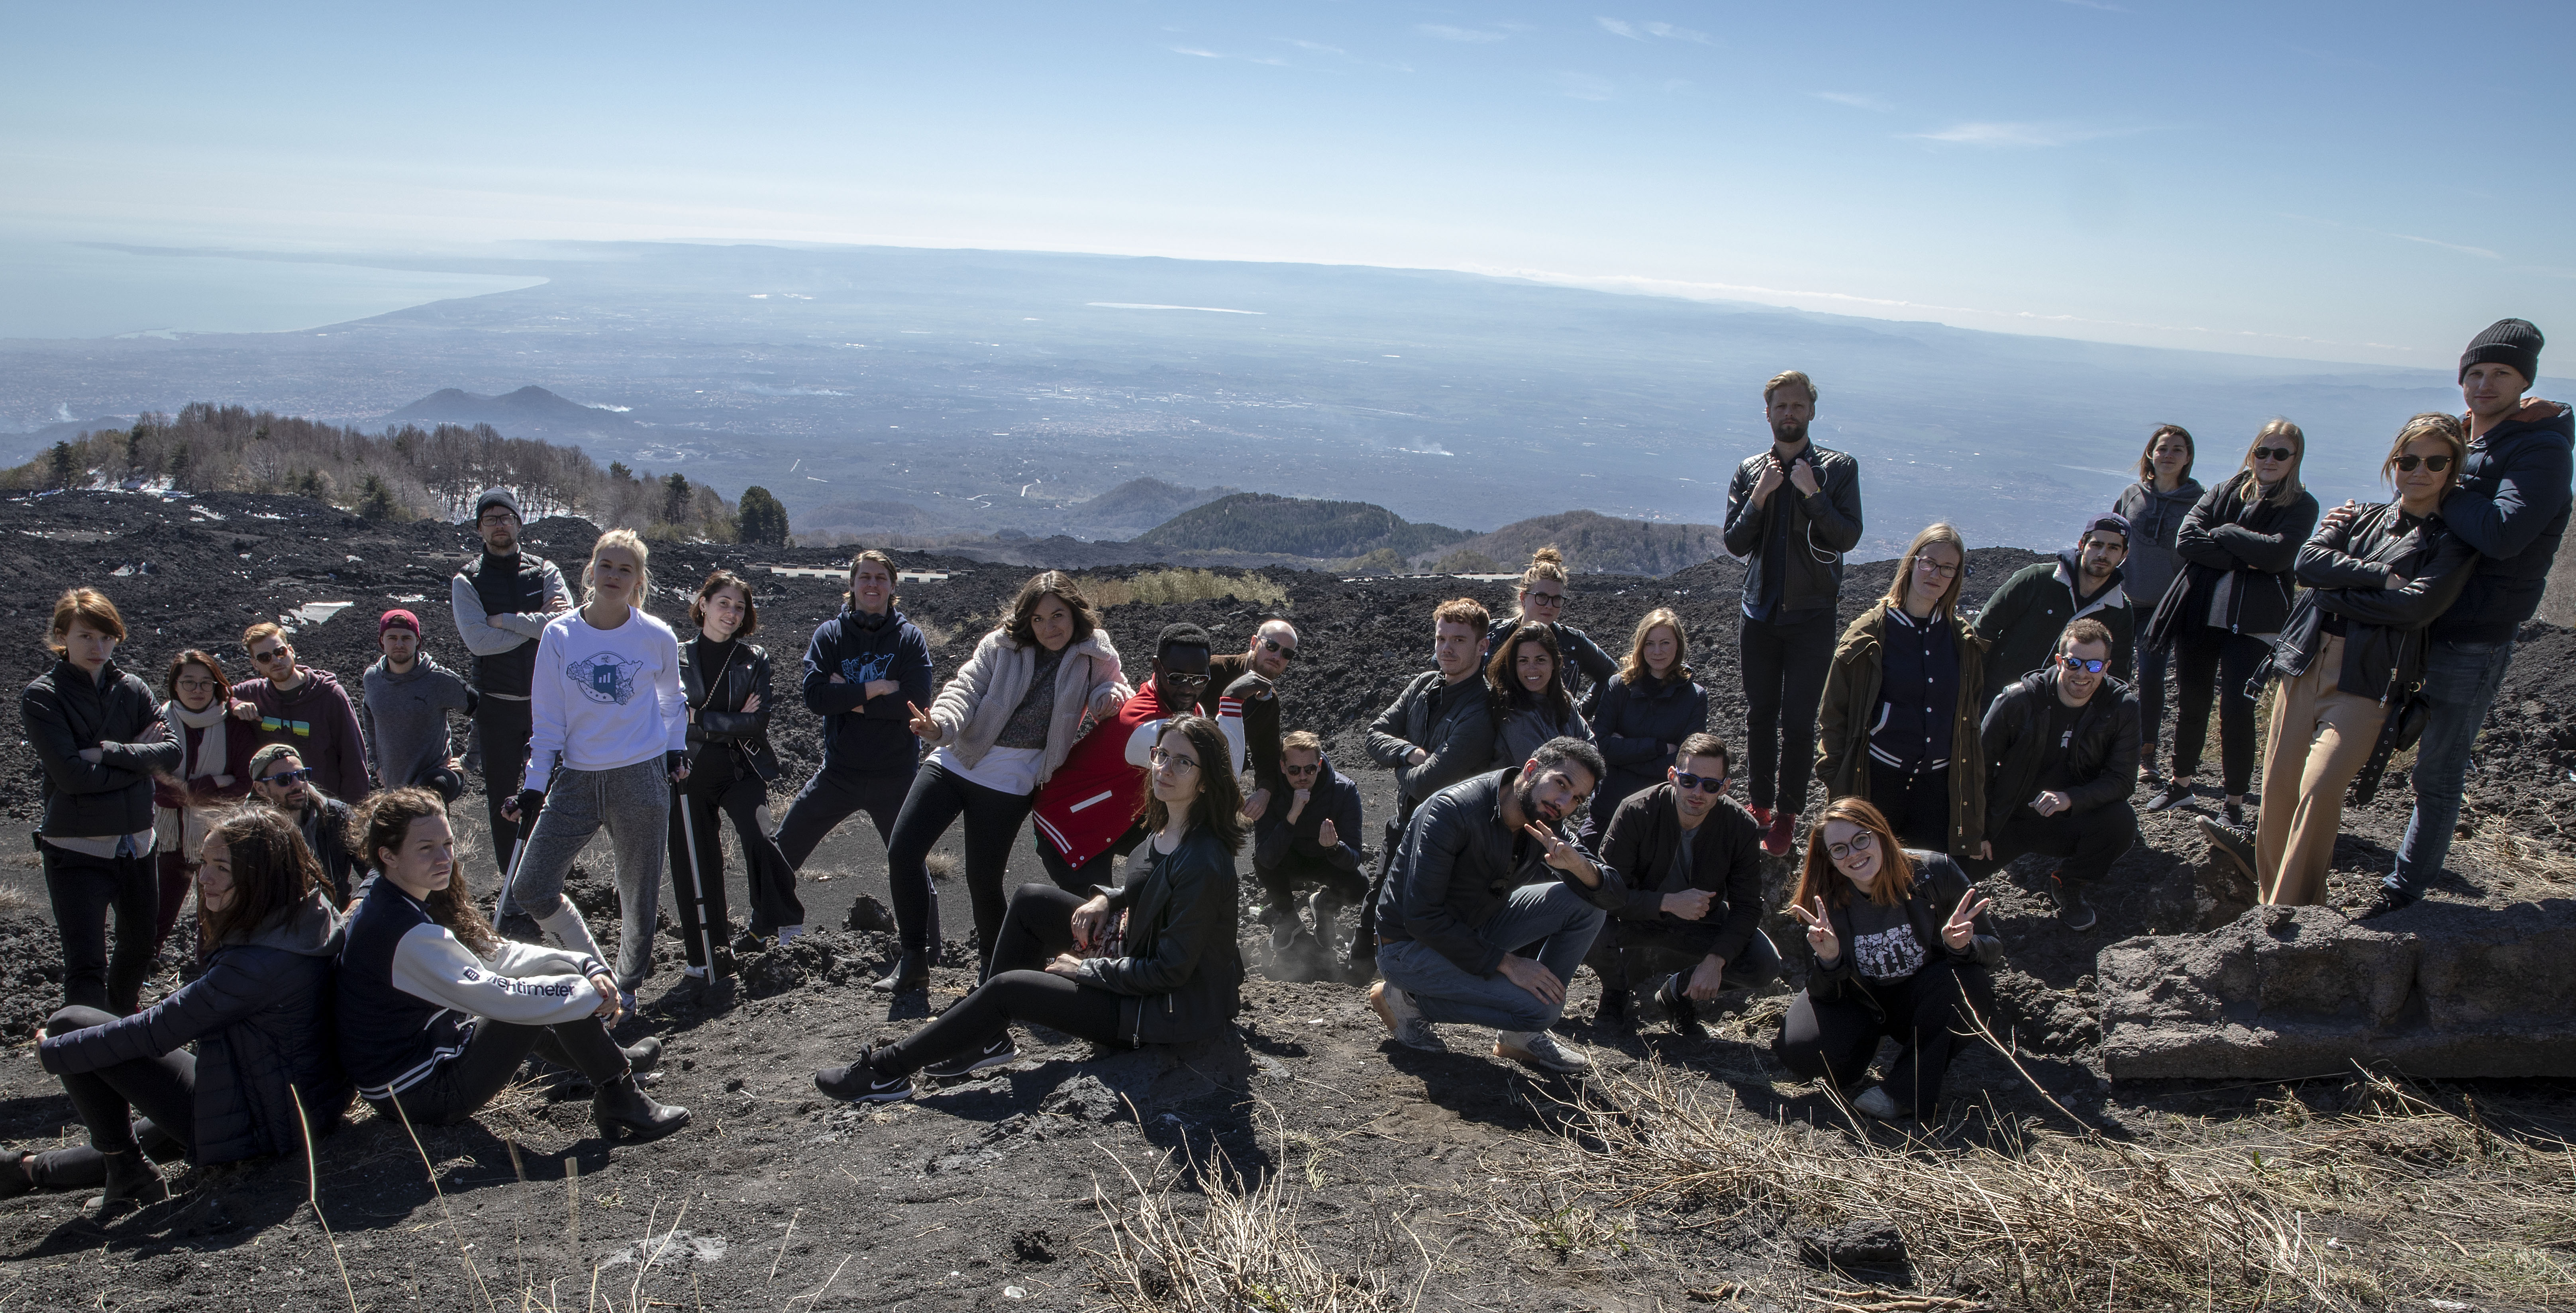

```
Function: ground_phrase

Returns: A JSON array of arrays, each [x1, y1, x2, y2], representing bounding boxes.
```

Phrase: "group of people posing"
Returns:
[[12, 317, 2564, 1207]]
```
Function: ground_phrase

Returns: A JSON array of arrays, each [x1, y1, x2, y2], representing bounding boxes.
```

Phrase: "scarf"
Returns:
[[155, 698, 235, 856]]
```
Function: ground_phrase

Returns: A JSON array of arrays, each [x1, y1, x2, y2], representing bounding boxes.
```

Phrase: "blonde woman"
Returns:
[[1815, 523, 1989, 855], [499, 529, 687, 1013], [1584, 607, 1708, 833]]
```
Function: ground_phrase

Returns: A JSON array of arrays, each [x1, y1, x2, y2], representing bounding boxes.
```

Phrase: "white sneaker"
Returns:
[[1368, 981, 1448, 1053], [1852, 1086, 1904, 1121], [1494, 1029, 1591, 1075]]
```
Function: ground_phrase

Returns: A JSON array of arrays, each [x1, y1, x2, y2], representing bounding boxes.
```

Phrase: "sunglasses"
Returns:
[[1260, 637, 1299, 662], [2059, 655, 2109, 674], [2394, 454, 2454, 472], [1283, 764, 1321, 777], [259, 767, 313, 786], [1161, 670, 1211, 688], [251, 648, 291, 663], [1672, 770, 1726, 794], [2251, 447, 2296, 462]]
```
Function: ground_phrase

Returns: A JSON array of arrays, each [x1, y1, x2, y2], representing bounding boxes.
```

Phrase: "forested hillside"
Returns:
[[1137, 492, 1470, 561], [1422, 508, 1727, 576]]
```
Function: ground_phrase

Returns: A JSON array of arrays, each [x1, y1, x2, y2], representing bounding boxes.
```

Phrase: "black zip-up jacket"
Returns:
[[1597, 784, 1762, 964], [1484, 617, 1618, 703], [23, 657, 180, 840], [1081, 824, 1242, 1046], [800, 606, 934, 775], [1721, 442, 1865, 615], [40, 888, 349, 1164], [1376, 767, 1628, 976], [2146, 474, 2320, 646], [1585, 670, 1710, 821], [1252, 754, 1364, 876], [1978, 668, 2140, 841], [2274, 504, 2478, 699], [2432, 401, 2575, 643], [681, 637, 783, 782], [1802, 851, 2002, 1019], [1365, 671, 1497, 809]]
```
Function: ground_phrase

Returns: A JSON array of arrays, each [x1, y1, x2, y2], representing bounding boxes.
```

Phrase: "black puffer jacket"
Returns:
[[1977, 668, 2140, 841], [1083, 824, 1242, 1047], [1376, 767, 1628, 976], [1484, 617, 1618, 703], [2433, 401, 2575, 643], [2274, 503, 2479, 700], [1585, 670, 1709, 829], [680, 637, 782, 782], [39, 888, 349, 1164], [2147, 474, 2321, 644], [22, 657, 181, 840], [1802, 851, 2002, 1018]]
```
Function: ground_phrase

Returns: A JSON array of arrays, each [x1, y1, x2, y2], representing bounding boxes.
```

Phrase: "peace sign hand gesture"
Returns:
[[1789, 896, 1839, 964], [1523, 822, 1586, 876], [1943, 888, 1993, 952], [906, 701, 940, 742]]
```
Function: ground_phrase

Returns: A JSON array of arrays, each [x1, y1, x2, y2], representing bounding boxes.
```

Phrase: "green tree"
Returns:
[[124, 423, 149, 474], [608, 461, 634, 482], [47, 441, 78, 489], [736, 485, 790, 546], [359, 474, 398, 521], [1432, 548, 1502, 574], [1347, 547, 1406, 574], [165, 444, 192, 490], [661, 472, 692, 525]]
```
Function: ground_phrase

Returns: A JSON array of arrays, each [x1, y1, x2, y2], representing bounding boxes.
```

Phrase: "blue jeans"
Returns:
[[1377, 881, 1608, 1033], [2389, 638, 2515, 899]]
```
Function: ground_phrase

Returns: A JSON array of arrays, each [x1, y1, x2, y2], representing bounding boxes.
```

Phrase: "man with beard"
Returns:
[[1974, 513, 2135, 711], [362, 609, 476, 803], [232, 623, 371, 806], [247, 743, 357, 906], [1368, 736, 1623, 1076], [1587, 733, 1779, 1036], [1349, 598, 1498, 972], [1722, 370, 1865, 856], [1974, 619, 2140, 933], [448, 487, 569, 877]]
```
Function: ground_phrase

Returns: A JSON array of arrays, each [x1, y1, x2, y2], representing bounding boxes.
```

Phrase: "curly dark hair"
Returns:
[[1486, 623, 1575, 725], [1005, 571, 1101, 651]]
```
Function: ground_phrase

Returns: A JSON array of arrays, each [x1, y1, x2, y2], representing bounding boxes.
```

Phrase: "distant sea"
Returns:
[[0, 241, 543, 339]]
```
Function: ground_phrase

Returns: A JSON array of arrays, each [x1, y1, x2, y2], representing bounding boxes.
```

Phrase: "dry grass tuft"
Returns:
[[0, 884, 35, 914], [1089, 1152, 1419, 1312], [1083, 569, 1291, 611], [2453, 831, 2576, 885], [1542, 1061, 2576, 1311]]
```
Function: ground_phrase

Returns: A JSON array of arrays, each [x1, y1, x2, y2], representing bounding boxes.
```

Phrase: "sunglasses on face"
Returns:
[[1827, 830, 1877, 860], [2394, 454, 2454, 472], [1161, 670, 1211, 688], [1260, 637, 1299, 661], [1672, 770, 1726, 794], [2251, 447, 2295, 462], [2059, 655, 2109, 674], [251, 648, 291, 664], [1284, 765, 1320, 779], [259, 767, 313, 786]]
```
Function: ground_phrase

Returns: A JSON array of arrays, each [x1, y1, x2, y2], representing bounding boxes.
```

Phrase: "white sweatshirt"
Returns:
[[523, 605, 687, 790]]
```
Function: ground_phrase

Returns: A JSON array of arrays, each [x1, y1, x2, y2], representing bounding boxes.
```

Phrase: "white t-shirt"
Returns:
[[523, 606, 687, 789], [931, 744, 1044, 797]]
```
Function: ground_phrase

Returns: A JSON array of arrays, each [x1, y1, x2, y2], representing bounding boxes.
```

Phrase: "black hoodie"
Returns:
[[2431, 401, 2575, 643], [799, 606, 935, 774]]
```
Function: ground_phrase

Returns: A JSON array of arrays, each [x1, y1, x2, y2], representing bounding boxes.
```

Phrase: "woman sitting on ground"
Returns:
[[814, 714, 1244, 1102], [1585, 607, 1711, 835], [335, 789, 688, 1141], [1774, 796, 1999, 1123], [149, 649, 255, 955], [1489, 623, 1593, 773], [6, 805, 348, 1209]]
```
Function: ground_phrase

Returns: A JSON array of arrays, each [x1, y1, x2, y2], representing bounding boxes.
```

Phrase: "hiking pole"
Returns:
[[676, 779, 718, 975], [492, 777, 545, 933]]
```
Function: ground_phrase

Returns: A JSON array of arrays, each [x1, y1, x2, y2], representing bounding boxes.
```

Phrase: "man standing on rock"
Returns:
[[1369, 736, 1622, 1075], [1349, 598, 1499, 974], [231, 622, 371, 807], [1973, 513, 2134, 711], [1723, 369, 1865, 857], [1208, 619, 1300, 814], [2368, 319, 2572, 917], [362, 608, 476, 803], [448, 486, 569, 878], [1973, 619, 2139, 932], [1586, 732, 1779, 1036]]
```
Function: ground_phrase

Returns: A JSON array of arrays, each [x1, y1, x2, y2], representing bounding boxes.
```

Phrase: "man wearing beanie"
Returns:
[[363, 608, 477, 803], [449, 486, 569, 875], [1971, 513, 2134, 711], [2363, 319, 2571, 917]]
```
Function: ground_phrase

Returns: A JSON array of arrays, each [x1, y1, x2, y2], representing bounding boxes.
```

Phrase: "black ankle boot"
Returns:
[[1656, 975, 1705, 1041], [871, 948, 928, 993], [1594, 987, 1632, 1033], [621, 1035, 663, 1075], [99, 1149, 169, 1209], [592, 1073, 690, 1142]]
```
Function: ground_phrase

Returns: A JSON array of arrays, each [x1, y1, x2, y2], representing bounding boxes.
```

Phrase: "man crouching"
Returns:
[[1368, 737, 1622, 1075]]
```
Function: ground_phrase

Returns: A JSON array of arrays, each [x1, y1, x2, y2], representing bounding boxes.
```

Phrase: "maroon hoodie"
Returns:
[[235, 667, 373, 804]]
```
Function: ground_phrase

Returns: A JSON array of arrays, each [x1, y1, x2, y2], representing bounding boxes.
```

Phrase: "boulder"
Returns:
[[2100, 900, 2576, 1079]]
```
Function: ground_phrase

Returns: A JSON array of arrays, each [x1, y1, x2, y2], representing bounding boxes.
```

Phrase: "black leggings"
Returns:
[[43, 846, 159, 1016], [1866, 766, 1953, 853], [371, 1014, 630, 1127], [884, 762, 1035, 967], [876, 884, 1127, 1076], [44, 1005, 197, 1178], [2135, 640, 2173, 777], [1774, 960, 1991, 1120], [669, 766, 802, 962], [1739, 610, 1838, 815], [2171, 626, 2270, 796]]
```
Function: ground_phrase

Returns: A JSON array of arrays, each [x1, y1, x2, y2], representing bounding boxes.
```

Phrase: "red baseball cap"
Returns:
[[379, 609, 421, 635]]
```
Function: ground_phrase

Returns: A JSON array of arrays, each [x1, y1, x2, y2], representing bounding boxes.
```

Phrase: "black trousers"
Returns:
[[1348, 799, 1420, 962], [1038, 821, 1147, 897], [1585, 925, 1782, 995], [2135, 640, 2172, 778], [370, 1014, 630, 1127], [772, 764, 912, 871], [43, 845, 158, 1015], [884, 762, 1033, 968], [48, 1005, 197, 1163], [669, 768, 802, 966], [876, 884, 1128, 1076], [1981, 801, 2138, 885], [152, 848, 194, 957], [1775, 959, 1992, 1119], [475, 695, 538, 876], [1866, 765, 1953, 853], [1739, 611, 1838, 815], [1255, 851, 1369, 922], [2171, 627, 2269, 796]]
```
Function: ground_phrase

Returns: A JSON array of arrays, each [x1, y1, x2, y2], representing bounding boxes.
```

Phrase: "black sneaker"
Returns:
[[2197, 816, 2257, 885], [814, 1050, 912, 1103], [2046, 871, 2097, 932], [2143, 779, 2195, 812], [1655, 974, 1706, 1040], [921, 1031, 1020, 1081], [2223, 800, 2248, 828], [2354, 884, 2416, 921]]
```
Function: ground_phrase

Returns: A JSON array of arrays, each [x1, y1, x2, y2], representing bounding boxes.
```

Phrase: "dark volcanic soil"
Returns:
[[4, 488, 2574, 1310]]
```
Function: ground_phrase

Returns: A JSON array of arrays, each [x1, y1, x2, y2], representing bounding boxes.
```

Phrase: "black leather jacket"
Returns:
[[2147, 474, 2321, 644], [1722, 443, 1865, 615], [1598, 784, 1763, 964], [679, 637, 781, 782], [1084, 824, 1242, 1047], [2273, 504, 2478, 700], [1376, 767, 1628, 976], [1978, 668, 2140, 842], [1803, 851, 2002, 1019], [1365, 670, 1496, 809]]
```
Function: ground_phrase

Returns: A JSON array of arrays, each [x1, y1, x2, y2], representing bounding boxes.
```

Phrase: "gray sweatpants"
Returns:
[[505, 758, 668, 991]]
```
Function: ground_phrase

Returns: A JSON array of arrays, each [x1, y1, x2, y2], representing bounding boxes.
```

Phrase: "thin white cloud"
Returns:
[[1273, 37, 1347, 55], [2278, 212, 2500, 260], [1815, 91, 1889, 111], [1640, 21, 1711, 42], [1169, 45, 1287, 66], [1171, 47, 1224, 59], [1597, 17, 1638, 38], [1597, 17, 1710, 43], [1417, 23, 1508, 42], [1910, 120, 2114, 147], [1554, 71, 1616, 101]]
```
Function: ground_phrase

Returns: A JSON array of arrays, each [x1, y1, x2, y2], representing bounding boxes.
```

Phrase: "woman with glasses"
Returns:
[[2142, 420, 2321, 829], [1816, 525, 1989, 855], [814, 715, 1243, 1103], [1482, 547, 1617, 703], [1488, 624, 1593, 776], [149, 651, 256, 954], [2114, 425, 2204, 788], [2201, 415, 2479, 906], [1774, 797, 1998, 1123], [228, 622, 371, 806], [1585, 608, 1710, 834]]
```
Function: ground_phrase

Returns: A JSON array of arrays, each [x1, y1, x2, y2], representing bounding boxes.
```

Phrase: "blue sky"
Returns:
[[4, 2, 2569, 367]]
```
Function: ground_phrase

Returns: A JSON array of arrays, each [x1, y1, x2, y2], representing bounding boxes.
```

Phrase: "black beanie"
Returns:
[[2460, 318, 2543, 384]]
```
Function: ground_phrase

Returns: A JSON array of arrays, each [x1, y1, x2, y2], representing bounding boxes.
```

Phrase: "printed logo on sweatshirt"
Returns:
[[260, 715, 313, 738], [841, 653, 895, 687], [566, 653, 647, 705]]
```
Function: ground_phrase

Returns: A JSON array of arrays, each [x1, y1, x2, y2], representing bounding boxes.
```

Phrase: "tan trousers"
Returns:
[[2255, 635, 2388, 906]]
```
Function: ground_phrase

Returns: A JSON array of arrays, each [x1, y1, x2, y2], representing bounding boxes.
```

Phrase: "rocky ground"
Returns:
[[2, 488, 2573, 1310]]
